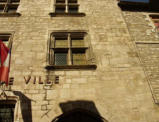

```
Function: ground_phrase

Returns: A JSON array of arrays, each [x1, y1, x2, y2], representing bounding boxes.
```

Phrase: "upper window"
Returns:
[[55, 0, 78, 13], [49, 0, 85, 17], [47, 31, 96, 69], [0, 0, 20, 17]]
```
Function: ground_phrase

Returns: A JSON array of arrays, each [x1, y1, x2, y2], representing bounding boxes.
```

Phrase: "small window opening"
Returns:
[[11, 0, 20, 3], [7, 5, 18, 13], [0, 0, 7, 3], [68, 5, 78, 13], [55, 5, 66, 13], [68, 0, 77, 3], [0, 5, 4, 12], [56, 0, 65, 4], [55, 52, 68, 65], [0, 100, 16, 122], [0, 0, 19, 13]]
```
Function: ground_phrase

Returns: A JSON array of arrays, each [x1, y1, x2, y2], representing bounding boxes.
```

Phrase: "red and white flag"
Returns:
[[0, 40, 10, 85]]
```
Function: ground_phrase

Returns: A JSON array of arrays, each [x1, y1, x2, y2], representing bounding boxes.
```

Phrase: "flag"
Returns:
[[0, 40, 10, 85]]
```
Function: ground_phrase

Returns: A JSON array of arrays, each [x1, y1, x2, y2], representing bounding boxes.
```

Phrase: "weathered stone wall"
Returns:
[[0, 0, 159, 122], [121, 11, 159, 42], [121, 7, 159, 104]]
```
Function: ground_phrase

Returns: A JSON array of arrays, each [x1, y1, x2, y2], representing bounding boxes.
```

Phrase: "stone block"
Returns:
[[66, 79, 72, 84], [46, 90, 58, 100], [63, 84, 70, 88], [31, 94, 45, 101], [41, 105, 47, 111], [28, 90, 39, 94]]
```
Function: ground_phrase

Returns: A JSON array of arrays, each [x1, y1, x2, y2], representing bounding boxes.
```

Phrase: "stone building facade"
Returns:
[[0, 0, 159, 122]]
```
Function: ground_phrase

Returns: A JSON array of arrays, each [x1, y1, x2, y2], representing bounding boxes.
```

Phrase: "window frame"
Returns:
[[46, 31, 96, 70], [0, 0, 21, 17], [49, 0, 85, 17]]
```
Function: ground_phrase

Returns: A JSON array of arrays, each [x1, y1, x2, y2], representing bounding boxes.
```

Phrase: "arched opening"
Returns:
[[53, 108, 104, 122]]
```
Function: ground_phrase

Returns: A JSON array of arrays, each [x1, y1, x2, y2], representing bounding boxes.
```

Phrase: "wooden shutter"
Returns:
[[55, 38, 68, 48], [73, 53, 86, 65]]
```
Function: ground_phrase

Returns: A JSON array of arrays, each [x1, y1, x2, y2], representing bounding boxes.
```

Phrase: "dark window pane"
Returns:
[[68, 0, 77, 3], [11, 0, 20, 2], [68, 5, 78, 13], [72, 53, 86, 65], [0, 0, 7, 2], [55, 53, 67, 65], [7, 5, 18, 13], [55, 6, 65, 13], [0, 102, 15, 122], [0, 5, 4, 12], [56, 0, 65, 3]]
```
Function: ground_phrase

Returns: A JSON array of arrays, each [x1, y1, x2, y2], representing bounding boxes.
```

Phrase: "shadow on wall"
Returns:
[[52, 100, 108, 122], [13, 91, 32, 122]]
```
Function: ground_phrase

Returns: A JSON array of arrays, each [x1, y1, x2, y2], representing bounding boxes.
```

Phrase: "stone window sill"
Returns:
[[0, 13, 21, 17], [49, 12, 85, 17], [45, 65, 97, 70]]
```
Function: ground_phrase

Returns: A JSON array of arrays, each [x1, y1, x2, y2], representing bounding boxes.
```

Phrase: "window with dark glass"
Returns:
[[55, 53, 67, 65], [48, 32, 96, 69], [55, 0, 78, 13], [0, 100, 16, 122], [0, 0, 20, 14]]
